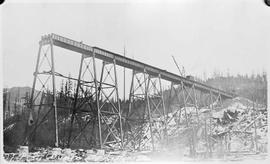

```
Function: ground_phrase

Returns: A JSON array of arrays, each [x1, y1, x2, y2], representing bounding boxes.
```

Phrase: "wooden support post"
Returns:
[[145, 71, 155, 150], [158, 74, 168, 145], [113, 58, 124, 149], [92, 48, 103, 148], [127, 70, 135, 119], [125, 70, 135, 149], [50, 39, 59, 147]]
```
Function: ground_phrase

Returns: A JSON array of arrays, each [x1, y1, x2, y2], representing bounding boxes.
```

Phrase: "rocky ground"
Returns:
[[3, 97, 268, 162], [3, 147, 268, 162]]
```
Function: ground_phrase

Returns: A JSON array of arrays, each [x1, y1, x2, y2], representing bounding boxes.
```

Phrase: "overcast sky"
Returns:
[[1, 0, 270, 91]]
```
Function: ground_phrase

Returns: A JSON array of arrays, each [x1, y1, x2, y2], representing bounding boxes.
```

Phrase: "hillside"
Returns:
[[203, 73, 267, 105]]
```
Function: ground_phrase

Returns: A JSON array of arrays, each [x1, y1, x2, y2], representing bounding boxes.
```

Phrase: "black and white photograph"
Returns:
[[1, 0, 269, 162]]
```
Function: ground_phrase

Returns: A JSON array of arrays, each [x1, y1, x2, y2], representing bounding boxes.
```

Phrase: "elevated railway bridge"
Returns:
[[27, 33, 235, 156]]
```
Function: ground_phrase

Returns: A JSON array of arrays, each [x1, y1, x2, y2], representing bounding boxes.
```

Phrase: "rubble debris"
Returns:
[[4, 97, 267, 162], [133, 96, 267, 157], [4, 147, 149, 162]]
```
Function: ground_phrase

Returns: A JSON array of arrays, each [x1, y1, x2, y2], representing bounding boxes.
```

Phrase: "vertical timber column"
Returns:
[[126, 70, 135, 148], [96, 60, 105, 146], [127, 70, 135, 119], [113, 58, 124, 148], [50, 37, 59, 147], [145, 70, 155, 150], [92, 48, 103, 148], [158, 74, 168, 144]]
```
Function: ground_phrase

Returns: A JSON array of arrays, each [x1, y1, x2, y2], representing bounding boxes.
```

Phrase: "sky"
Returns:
[[1, 0, 270, 95]]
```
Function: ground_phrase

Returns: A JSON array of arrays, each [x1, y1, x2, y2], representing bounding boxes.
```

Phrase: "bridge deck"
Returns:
[[40, 33, 235, 99]]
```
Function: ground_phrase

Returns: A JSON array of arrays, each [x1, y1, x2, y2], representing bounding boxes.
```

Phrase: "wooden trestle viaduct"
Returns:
[[27, 34, 235, 156]]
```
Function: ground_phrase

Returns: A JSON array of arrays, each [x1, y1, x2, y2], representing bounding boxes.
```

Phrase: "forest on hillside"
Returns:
[[204, 72, 267, 105]]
